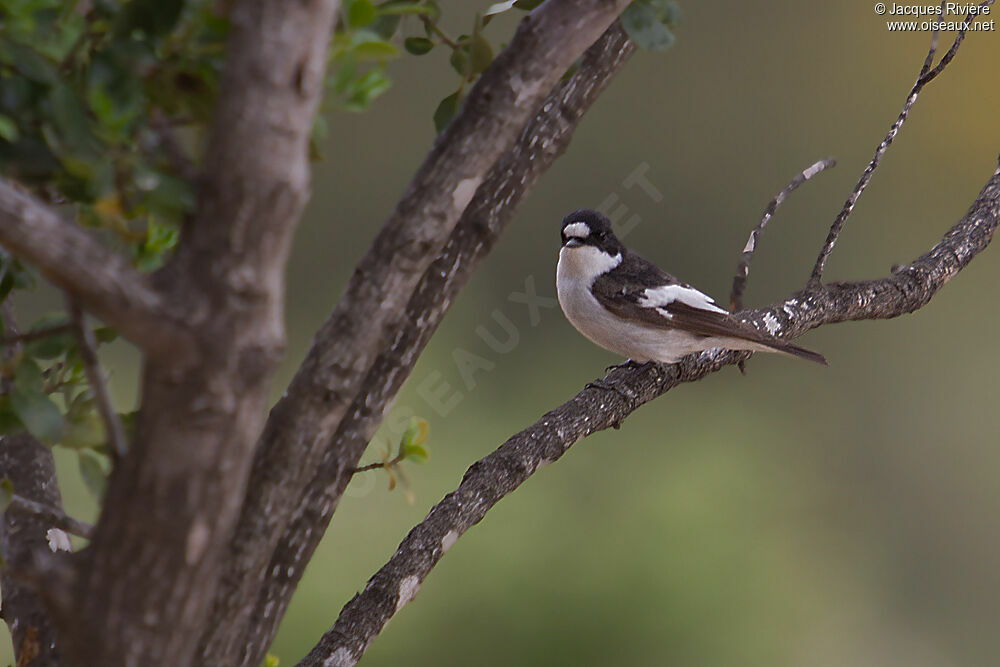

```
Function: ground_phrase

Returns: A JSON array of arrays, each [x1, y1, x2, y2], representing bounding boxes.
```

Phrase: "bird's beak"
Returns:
[[565, 239, 582, 248]]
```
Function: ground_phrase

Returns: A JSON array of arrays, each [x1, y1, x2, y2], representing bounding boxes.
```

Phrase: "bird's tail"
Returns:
[[764, 340, 827, 365]]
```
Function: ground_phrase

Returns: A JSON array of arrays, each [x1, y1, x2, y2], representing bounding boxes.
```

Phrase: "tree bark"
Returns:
[[57, 1, 340, 665], [198, 8, 632, 666], [0, 434, 67, 667]]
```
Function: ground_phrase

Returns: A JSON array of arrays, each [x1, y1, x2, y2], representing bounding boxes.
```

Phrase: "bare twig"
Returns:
[[302, 158, 1000, 667], [808, 1, 992, 284], [67, 298, 127, 461], [0, 180, 190, 355], [7, 493, 94, 540], [0, 323, 72, 350], [730, 158, 836, 312]]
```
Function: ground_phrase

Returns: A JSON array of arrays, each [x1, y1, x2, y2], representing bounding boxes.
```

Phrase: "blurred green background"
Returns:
[[6, 0, 1000, 664]]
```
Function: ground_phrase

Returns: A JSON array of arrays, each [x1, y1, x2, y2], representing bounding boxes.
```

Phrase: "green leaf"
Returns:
[[621, 0, 676, 51], [404, 37, 434, 55], [264, 654, 281, 667], [0, 114, 20, 143], [448, 48, 468, 77], [10, 359, 64, 444], [93, 327, 119, 344], [403, 443, 429, 463], [114, 0, 185, 38], [375, 1, 434, 15], [343, 69, 392, 111], [400, 417, 429, 448], [433, 90, 462, 133], [62, 409, 107, 451], [347, 0, 378, 27], [0, 395, 25, 436], [78, 451, 108, 500], [468, 34, 494, 74], [349, 30, 400, 61], [0, 478, 13, 513]]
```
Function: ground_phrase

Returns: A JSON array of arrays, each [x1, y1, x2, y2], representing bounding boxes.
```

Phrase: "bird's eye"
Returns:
[[595, 230, 607, 240]]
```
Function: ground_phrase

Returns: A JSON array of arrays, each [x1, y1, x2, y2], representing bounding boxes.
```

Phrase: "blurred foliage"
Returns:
[[355, 416, 430, 504]]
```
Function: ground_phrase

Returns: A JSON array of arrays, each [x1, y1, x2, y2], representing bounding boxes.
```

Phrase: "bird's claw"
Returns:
[[604, 359, 645, 373]]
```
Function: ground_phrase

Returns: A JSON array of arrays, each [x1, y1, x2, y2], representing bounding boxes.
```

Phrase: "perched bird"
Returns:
[[556, 209, 826, 366]]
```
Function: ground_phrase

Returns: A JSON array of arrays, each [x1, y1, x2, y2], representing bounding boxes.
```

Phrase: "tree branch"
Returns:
[[0, 181, 189, 354], [67, 298, 127, 462], [200, 19, 637, 667], [0, 433, 69, 667], [302, 159, 1000, 667], [809, 1, 991, 284], [6, 494, 94, 540], [61, 1, 342, 665]]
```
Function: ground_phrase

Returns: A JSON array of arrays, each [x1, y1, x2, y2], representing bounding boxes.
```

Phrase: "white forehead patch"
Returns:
[[563, 222, 591, 238]]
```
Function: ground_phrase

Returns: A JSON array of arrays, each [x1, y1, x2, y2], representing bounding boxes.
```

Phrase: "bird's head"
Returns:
[[560, 209, 622, 256]]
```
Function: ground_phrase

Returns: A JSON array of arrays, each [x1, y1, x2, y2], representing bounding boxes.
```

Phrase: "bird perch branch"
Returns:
[[301, 156, 1000, 667]]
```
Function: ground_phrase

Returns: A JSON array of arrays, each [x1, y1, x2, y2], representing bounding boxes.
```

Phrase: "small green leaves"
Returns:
[[0, 114, 19, 143], [9, 357, 64, 444], [347, 0, 378, 28], [468, 33, 494, 75], [78, 451, 109, 501], [404, 37, 435, 55], [400, 417, 430, 463], [263, 654, 281, 667], [133, 220, 180, 272], [433, 91, 463, 133], [353, 417, 430, 503], [621, 0, 681, 51]]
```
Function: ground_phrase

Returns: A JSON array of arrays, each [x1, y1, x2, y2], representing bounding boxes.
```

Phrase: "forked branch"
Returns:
[[809, 0, 993, 284]]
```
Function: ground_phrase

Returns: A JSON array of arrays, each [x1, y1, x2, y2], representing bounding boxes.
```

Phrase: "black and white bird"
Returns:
[[556, 209, 826, 366]]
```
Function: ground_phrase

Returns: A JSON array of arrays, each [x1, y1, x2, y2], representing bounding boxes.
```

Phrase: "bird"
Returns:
[[555, 209, 826, 366]]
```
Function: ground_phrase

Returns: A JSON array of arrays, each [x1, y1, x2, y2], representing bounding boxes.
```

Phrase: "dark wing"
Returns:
[[590, 251, 691, 329], [592, 251, 826, 365]]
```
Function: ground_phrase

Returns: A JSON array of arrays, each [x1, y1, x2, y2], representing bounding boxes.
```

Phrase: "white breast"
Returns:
[[556, 246, 761, 363]]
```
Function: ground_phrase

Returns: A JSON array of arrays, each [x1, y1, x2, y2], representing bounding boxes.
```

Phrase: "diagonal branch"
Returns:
[[198, 11, 634, 666], [0, 181, 189, 354], [809, 0, 992, 284], [67, 298, 127, 462], [303, 158, 1000, 667]]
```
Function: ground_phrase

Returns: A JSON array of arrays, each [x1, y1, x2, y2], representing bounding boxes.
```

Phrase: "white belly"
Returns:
[[556, 248, 708, 363]]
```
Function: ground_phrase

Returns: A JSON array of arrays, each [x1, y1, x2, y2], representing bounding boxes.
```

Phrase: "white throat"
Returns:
[[556, 245, 622, 286]]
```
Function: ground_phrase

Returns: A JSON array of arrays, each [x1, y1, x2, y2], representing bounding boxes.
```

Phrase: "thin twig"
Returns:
[[7, 494, 94, 540], [67, 298, 127, 461], [808, 0, 992, 284], [730, 158, 836, 312], [419, 14, 462, 50], [0, 323, 72, 349]]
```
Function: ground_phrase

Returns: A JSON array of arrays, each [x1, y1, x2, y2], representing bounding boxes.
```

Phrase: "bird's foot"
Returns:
[[604, 359, 646, 373]]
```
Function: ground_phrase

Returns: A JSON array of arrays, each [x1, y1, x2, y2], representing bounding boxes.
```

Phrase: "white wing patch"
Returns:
[[640, 284, 726, 313], [563, 222, 591, 239]]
